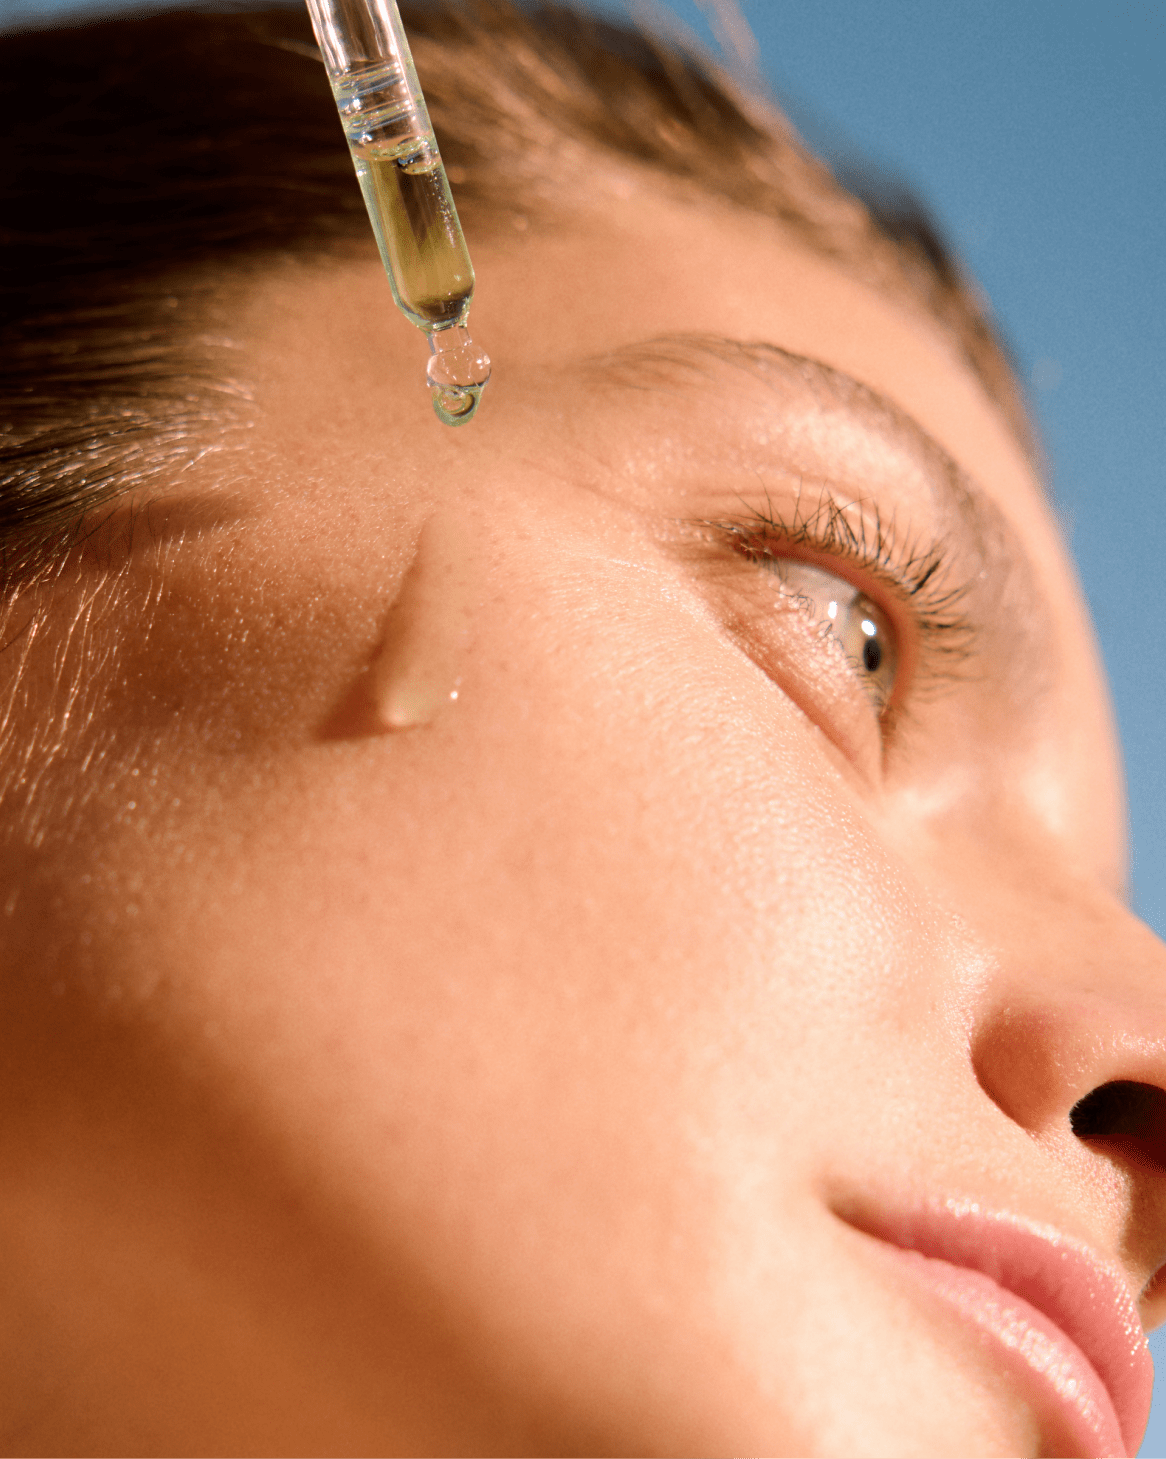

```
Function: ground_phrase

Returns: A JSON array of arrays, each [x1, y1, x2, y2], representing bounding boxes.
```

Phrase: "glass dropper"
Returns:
[[303, 0, 491, 425]]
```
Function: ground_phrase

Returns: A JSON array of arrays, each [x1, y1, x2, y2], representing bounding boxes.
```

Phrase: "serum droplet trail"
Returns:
[[370, 512, 477, 730]]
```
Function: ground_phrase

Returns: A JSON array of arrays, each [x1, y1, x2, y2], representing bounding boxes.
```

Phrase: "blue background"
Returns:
[[5, 0, 1165, 1448]]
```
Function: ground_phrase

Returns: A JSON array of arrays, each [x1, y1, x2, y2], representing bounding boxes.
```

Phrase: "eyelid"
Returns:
[[704, 494, 979, 711], [719, 532, 914, 719], [758, 557, 898, 712], [651, 490, 981, 784]]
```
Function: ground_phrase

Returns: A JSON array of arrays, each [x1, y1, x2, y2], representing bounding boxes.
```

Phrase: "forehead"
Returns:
[[242, 173, 1048, 588]]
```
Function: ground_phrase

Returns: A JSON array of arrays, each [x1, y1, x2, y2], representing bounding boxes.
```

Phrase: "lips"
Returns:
[[843, 1198, 1152, 1458]]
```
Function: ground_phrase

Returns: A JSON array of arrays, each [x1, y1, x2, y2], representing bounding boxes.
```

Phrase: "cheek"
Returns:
[[2, 491, 937, 1149], [0, 502, 972, 1444], [17, 515, 928, 1194]]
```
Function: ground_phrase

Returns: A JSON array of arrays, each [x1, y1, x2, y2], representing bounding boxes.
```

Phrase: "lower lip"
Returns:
[[889, 1246, 1128, 1458]]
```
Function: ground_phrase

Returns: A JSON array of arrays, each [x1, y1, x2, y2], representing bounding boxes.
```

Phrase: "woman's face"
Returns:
[[5, 167, 1166, 1457]]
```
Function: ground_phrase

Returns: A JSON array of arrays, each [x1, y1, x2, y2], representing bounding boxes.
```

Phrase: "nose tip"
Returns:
[[970, 995, 1166, 1139], [972, 985, 1166, 1299]]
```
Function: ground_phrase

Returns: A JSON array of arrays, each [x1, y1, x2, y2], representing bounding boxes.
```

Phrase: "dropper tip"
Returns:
[[426, 324, 490, 427], [431, 383, 484, 426]]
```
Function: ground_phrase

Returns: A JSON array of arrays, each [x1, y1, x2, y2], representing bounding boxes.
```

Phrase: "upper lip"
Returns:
[[838, 1196, 1152, 1456]]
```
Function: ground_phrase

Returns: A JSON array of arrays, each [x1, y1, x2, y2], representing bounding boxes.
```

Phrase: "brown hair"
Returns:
[[0, 0, 1032, 573]]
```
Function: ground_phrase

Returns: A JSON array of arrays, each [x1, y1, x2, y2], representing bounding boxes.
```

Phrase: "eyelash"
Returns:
[[703, 493, 977, 707]]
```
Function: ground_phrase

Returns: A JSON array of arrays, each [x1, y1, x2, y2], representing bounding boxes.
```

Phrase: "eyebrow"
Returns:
[[593, 330, 1015, 511], [586, 331, 1054, 687], [590, 331, 1037, 567]]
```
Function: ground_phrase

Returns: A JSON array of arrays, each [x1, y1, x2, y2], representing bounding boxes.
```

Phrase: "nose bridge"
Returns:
[[968, 880, 1166, 1138]]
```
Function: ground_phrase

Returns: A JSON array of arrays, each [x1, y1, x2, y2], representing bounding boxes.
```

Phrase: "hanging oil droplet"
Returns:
[[369, 512, 476, 729], [427, 324, 491, 427]]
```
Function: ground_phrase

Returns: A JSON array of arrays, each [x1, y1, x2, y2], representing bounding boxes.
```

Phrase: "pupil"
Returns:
[[863, 638, 882, 674]]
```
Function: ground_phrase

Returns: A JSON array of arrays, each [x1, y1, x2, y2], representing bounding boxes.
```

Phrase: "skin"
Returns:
[[1, 159, 1165, 1456]]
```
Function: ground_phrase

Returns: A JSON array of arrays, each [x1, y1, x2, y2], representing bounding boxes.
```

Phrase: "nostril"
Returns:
[[1071, 1081, 1166, 1169]]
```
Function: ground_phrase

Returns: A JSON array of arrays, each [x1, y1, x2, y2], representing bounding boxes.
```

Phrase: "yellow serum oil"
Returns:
[[353, 134, 474, 329]]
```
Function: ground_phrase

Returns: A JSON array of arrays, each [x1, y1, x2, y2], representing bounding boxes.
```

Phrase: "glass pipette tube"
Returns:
[[304, 0, 491, 425]]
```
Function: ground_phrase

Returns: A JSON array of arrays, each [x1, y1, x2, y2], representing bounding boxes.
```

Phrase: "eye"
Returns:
[[763, 557, 899, 713]]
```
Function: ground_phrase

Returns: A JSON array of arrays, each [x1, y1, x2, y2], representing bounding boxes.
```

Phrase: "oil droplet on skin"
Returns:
[[369, 511, 477, 729]]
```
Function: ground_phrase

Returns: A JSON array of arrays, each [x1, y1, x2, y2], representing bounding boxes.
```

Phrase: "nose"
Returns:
[[969, 881, 1166, 1310]]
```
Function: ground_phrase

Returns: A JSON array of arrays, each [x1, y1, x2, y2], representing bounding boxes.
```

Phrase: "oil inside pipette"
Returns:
[[353, 134, 472, 327], [352, 135, 491, 425], [328, 45, 490, 424], [313, 24, 491, 425]]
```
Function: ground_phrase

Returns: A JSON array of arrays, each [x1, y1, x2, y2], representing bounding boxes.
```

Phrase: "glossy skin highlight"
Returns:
[[1, 162, 1165, 1457]]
